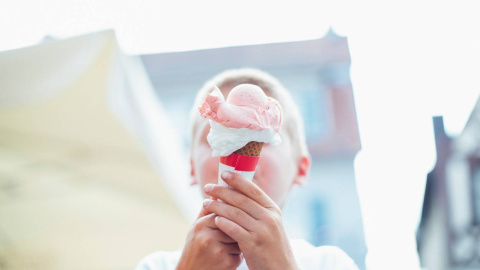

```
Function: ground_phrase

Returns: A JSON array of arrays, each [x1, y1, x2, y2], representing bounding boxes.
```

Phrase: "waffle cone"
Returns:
[[234, 141, 264, 157]]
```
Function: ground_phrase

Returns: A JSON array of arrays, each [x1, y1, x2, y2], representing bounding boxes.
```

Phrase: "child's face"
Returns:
[[191, 119, 299, 208]]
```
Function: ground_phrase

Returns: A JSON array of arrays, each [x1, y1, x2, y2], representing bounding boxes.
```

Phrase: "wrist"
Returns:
[[175, 262, 184, 270], [175, 253, 190, 270], [273, 250, 299, 270]]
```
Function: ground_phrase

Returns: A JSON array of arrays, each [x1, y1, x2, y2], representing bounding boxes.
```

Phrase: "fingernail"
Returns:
[[215, 216, 219, 223], [221, 171, 232, 180], [203, 199, 212, 207], [204, 184, 213, 193]]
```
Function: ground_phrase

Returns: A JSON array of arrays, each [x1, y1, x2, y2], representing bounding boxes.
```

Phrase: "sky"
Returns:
[[0, 0, 335, 54]]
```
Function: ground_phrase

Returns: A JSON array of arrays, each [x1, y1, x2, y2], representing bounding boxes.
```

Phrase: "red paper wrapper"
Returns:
[[218, 153, 260, 187]]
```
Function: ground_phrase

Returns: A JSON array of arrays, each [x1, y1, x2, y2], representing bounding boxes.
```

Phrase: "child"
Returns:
[[136, 68, 359, 269]]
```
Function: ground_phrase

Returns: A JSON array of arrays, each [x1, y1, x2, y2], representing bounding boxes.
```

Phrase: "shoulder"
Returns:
[[290, 239, 359, 270], [134, 249, 182, 270]]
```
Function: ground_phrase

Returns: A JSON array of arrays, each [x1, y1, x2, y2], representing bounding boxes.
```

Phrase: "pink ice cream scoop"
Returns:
[[198, 84, 283, 157], [199, 84, 282, 132]]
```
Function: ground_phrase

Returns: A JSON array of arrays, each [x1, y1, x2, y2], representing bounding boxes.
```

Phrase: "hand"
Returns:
[[176, 206, 243, 270], [203, 172, 299, 270]]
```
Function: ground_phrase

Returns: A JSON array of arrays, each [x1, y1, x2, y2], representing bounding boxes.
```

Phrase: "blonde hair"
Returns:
[[189, 68, 309, 159]]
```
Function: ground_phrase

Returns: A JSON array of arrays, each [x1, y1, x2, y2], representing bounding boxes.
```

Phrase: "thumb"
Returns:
[[197, 197, 216, 219], [197, 206, 210, 219]]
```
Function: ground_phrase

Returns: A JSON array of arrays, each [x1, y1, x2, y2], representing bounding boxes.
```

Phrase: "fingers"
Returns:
[[215, 215, 250, 244], [196, 213, 218, 229], [203, 199, 255, 231], [197, 205, 211, 219], [204, 184, 263, 220], [196, 196, 218, 219], [224, 242, 241, 255], [211, 228, 237, 244], [223, 171, 278, 210], [197, 213, 238, 244], [196, 213, 237, 244]]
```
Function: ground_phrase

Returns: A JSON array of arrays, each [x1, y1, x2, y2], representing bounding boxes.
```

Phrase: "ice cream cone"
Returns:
[[234, 141, 264, 156], [198, 84, 282, 188]]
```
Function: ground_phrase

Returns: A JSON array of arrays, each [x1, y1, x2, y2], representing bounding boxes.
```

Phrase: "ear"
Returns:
[[190, 159, 198, 185], [293, 155, 311, 186]]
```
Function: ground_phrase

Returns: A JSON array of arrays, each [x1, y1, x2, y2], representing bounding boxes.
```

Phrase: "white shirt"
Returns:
[[135, 239, 359, 270]]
